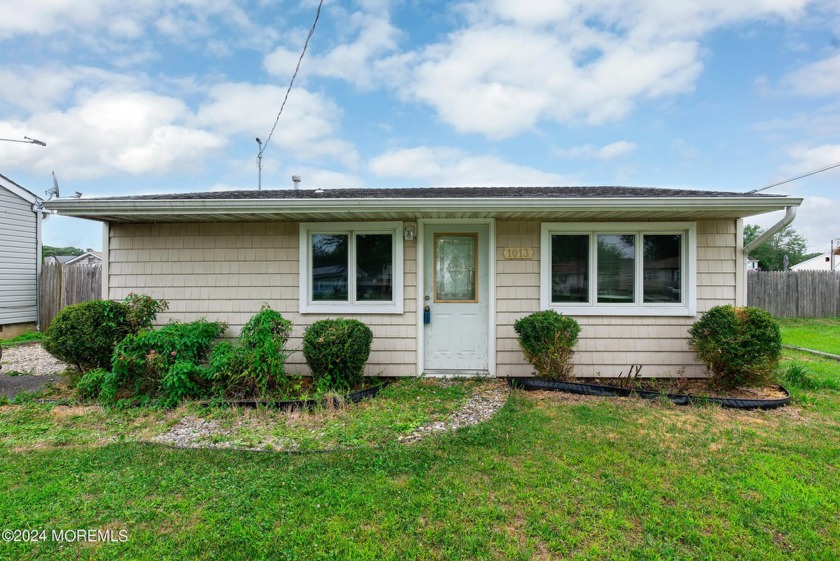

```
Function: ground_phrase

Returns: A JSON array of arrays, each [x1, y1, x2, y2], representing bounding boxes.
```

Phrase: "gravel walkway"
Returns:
[[152, 379, 510, 451], [1, 343, 69, 398], [400, 379, 509, 443], [1, 343, 68, 375]]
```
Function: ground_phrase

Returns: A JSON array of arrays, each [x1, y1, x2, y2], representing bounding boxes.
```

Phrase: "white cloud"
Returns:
[[193, 82, 359, 167], [555, 141, 637, 160], [0, 89, 225, 179], [781, 52, 840, 96], [368, 146, 571, 186], [781, 143, 840, 175], [264, 11, 402, 89], [0, 0, 278, 60], [282, 0, 812, 138]]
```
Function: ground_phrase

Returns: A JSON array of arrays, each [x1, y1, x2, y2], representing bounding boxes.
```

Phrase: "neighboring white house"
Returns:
[[45, 186, 802, 378], [44, 251, 103, 266], [0, 173, 43, 338], [790, 252, 839, 272]]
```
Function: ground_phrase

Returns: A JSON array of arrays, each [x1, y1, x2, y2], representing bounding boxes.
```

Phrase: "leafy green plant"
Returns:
[[513, 310, 581, 380], [75, 368, 109, 399], [209, 306, 293, 398], [303, 318, 373, 390], [42, 294, 168, 372], [688, 305, 782, 389], [124, 292, 169, 332], [108, 319, 227, 406]]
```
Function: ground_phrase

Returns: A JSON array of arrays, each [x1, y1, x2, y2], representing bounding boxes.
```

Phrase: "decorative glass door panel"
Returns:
[[434, 234, 477, 302]]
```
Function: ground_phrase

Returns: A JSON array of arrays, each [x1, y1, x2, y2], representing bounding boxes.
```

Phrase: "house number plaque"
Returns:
[[502, 247, 534, 259]]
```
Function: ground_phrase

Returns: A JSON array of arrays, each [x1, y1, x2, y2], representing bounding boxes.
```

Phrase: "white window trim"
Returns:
[[299, 221, 404, 314], [540, 222, 697, 316]]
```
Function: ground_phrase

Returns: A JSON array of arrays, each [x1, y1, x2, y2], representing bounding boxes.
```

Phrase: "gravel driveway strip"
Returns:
[[1, 343, 68, 398]]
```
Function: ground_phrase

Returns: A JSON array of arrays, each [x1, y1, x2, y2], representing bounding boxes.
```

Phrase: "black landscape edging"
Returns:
[[507, 378, 791, 410], [198, 379, 390, 410]]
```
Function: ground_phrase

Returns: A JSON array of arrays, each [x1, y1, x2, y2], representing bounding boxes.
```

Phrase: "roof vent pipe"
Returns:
[[292, 175, 301, 190]]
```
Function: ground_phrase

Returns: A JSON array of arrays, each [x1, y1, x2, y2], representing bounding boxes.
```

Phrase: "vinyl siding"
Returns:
[[0, 187, 38, 325], [495, 219, 738, 378], [107, 222, 418, 376]]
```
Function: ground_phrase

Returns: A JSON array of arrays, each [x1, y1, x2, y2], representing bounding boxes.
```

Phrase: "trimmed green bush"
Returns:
[[42, 294, 167, 372], [209, 306, 293, 398], [108, 319, 227, 406], [43, 300, 129, 372], [513, 310, 581, 380], [303, 319, 373, 390], [688, 305, 782, 388]]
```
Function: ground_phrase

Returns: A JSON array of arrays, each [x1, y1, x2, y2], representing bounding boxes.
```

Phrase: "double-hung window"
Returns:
[[540, 222, 696, 316], [300, 222, 404, 314]]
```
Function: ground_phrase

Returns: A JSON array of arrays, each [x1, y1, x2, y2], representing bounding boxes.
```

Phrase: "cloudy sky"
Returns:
[[1, 0, 839, 252]]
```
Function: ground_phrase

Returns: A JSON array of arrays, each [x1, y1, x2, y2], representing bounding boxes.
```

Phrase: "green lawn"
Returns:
[[776, 317, 840, 355], [2, 356, 840, 560]]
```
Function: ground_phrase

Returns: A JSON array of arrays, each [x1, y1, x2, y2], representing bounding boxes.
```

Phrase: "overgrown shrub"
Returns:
[[513, 310, 581, 380], [209, 306, 293, 398], [303, 318, 373, 390], [42, 294, 168, 372], [124, 292, 169, 332], [108, 319, 227, 406], [75, 368, 109, 400], [688, 305, 781, 388]]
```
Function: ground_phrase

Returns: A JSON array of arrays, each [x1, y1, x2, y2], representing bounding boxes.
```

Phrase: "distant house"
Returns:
[[791, 251, 839, 272], [747, 258, 760, 272], [44, 251, 102, 266], [0, 173, 43, 338]]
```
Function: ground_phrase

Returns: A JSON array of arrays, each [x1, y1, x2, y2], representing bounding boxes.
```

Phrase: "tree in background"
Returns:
[[744, 225, 819, 271], [42, 245, 91, 260]]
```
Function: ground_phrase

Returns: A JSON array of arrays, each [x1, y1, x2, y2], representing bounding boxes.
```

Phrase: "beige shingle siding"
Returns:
[[495, 219, 738, 378], [109, 217, 738, 379], [108, 222, 418, 377]]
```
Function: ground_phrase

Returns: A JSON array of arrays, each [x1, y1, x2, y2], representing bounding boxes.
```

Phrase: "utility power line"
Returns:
[[748, 159, 840, 193], [257, 0, 324, 166]]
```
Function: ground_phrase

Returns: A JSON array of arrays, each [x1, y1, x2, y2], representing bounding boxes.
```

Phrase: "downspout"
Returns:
[[742, 206, 797, 305], [32, 202, 45, 331]]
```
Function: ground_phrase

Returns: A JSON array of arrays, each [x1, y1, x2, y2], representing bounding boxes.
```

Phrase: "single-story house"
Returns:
[[45, 186, 802, 378], [0, 172, 43, 339], [790, 251, 838, 272], [44, 251, 103, 266]]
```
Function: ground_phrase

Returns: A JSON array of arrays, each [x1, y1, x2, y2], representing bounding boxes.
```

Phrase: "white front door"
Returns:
[[423, 224, 489, 373]]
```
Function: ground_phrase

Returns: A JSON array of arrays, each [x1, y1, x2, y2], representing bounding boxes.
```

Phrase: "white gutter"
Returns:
[[742, 205, 797, 304], [44, 195, 804, 218]]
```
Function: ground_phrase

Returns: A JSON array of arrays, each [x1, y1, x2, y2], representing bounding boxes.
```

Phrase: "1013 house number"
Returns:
[[502, 247, 534, 259]]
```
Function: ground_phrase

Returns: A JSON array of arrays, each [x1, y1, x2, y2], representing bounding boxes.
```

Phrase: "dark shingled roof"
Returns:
[[88, 186, 780, 201]]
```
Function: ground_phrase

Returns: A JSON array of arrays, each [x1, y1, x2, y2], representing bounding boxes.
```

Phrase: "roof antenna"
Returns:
[[255, 138, 263, 191], [292, 175, 301, 191]]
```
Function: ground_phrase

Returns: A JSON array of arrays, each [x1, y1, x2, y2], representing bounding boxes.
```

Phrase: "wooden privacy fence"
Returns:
[[39, 262, 102, 329], [748, 271, 840, 318]]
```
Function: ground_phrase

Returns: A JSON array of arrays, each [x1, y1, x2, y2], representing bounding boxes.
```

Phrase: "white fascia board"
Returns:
[[44, 195, 804, 219], [0, 175, 40, 205]]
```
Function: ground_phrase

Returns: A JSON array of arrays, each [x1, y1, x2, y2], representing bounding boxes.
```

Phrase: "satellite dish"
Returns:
[[45, 171, 60, 200]]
